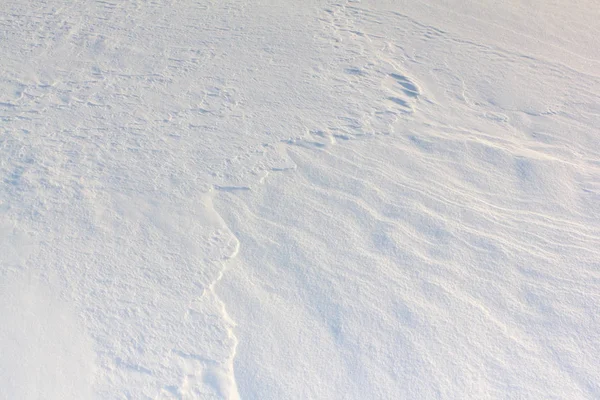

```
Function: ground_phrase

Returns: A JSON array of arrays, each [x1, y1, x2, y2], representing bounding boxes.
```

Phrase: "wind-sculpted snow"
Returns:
[[217, 134, 600, 399], [1, 0, 599, 399], [0, 0, 340, 397], [216, 1, 600, 399]]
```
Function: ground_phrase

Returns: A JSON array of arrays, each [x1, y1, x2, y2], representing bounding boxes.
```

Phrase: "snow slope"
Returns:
[[1, 0, 599, 399], [216, 3, 600, 398]]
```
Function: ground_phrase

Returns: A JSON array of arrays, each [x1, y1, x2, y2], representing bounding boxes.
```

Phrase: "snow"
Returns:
[[1, 0, 599, 399]]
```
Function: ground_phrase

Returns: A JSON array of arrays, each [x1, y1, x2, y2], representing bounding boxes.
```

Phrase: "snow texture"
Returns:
[[1, 0, 599, 399]]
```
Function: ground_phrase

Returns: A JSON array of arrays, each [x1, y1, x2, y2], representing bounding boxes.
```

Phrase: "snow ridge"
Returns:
[[212, 1, 600, 399], [2, 0, 600, 399]]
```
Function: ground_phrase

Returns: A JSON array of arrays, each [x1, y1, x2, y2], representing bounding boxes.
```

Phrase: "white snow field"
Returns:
[[1, 0, 599, 399]]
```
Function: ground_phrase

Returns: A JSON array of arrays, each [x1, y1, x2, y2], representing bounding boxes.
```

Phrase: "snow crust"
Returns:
[[1, 0, 599, 399]]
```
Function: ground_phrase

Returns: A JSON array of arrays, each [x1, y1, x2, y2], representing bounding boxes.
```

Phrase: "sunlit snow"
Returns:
[[1, 1, 599, 399]]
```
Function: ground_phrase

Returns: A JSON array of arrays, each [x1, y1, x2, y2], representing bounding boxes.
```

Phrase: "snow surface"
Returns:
[[1, 0, 599, 399]]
